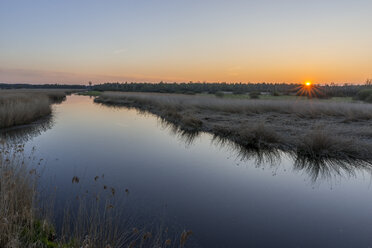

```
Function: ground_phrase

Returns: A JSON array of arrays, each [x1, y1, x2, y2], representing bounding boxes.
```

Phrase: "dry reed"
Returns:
[[0, 89, 73, 129]]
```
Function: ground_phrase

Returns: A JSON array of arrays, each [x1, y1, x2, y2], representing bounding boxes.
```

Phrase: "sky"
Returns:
[[0, 0, 371, 85]]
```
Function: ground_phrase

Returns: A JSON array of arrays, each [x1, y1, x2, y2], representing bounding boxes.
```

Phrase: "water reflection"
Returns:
[[96, 102, 372, 183], [0, 116, 53, 144], [293, 154, 372, 182]]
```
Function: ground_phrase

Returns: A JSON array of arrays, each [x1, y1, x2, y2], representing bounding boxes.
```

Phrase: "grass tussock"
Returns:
[[213, 124, 281, 150], [294, 130, 372, 181], [0, 89, 74, 129], [296, 130, 371, 161], [180, 116, 203, 131]]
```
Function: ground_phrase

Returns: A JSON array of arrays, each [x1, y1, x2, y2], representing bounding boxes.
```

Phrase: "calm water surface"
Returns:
[[11, 96, 372, 247]]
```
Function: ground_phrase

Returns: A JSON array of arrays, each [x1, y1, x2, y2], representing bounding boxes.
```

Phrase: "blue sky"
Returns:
[[1, 0, 371, 84]]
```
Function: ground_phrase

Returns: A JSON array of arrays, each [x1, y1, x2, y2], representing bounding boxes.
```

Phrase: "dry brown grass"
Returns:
[[0, 89, 74, 129], [96, 92, 372, 120], [0, 145, 42, 247]]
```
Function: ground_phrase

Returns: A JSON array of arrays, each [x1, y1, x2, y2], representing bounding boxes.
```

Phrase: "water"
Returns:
[[6, 95, 372, 247]]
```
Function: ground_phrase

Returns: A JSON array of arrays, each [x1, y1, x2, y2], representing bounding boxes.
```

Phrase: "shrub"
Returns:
[[233, 91, 245, 95], [271, 91, 281, 96], [354, 89, 372, 102], [365, 95, 372, 103], [249, 91, 261, 99], [215, 92, 225, 98]]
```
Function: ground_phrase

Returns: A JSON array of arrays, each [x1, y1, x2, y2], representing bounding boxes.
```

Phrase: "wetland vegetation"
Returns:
[[95, 92, 372, 165], [0, 89, 79, 129]]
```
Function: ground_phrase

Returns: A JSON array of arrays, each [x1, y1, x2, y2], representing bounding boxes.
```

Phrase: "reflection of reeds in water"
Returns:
[[158, 115, 372, 183], [94, 92, 372, 182], [293, 129, 372, 181], [0, 115, 53, 144]]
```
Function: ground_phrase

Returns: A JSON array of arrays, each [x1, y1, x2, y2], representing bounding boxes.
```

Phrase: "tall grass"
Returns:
[[0, 90, 72, 129], [96, 92, 372, 120], [0, 144, 46, 247]]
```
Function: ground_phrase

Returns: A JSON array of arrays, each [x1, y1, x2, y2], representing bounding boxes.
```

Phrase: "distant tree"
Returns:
[[366, 79, 372, 86], [89, 81, 92, 87]]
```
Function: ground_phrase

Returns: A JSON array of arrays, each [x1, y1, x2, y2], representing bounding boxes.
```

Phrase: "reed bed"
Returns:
[[0, 145, 43, 247], [96, 92, 372, 120], [0, 89, 72, 129], [95, 92, 372, 163]]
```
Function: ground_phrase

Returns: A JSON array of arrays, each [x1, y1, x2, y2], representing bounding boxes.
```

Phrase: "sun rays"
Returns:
[[294, 81, 323, 98]]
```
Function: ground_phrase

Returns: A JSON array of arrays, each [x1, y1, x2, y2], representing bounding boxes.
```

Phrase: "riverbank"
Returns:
[[95, 92, 372, 164]]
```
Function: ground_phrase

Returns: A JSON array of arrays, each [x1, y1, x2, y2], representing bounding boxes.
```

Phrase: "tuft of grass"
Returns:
[[296, 129, 370, 161], [213, 124, 281, 150], [180, 116, 203, 131]]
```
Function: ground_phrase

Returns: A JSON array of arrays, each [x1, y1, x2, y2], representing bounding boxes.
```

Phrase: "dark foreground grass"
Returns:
[[95, 92, 372, 164], [0, 89, 78, 129]]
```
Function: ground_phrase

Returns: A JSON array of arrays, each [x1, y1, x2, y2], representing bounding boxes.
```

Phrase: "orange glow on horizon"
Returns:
[[294, 81, 323, 98]]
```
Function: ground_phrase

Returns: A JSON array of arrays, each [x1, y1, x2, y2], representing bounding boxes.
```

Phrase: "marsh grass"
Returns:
[[95, 92, 372, 164], [0, 144, 57, 247], [77, 91, 102, 97], [0, 89, 76, 129], [96, 92, 372, 120]]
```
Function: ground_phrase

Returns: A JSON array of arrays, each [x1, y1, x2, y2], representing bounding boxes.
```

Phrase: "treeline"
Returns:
[[93, 82, 297, 94], [0, 83, 86, 89], [93, 82, 371, 97]]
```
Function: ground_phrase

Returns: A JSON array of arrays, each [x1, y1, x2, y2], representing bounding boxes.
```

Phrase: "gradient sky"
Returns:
[[1, 0, 371, 84]]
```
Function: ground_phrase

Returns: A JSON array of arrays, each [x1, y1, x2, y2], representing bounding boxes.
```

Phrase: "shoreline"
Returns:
[[95, 92, 372, 165]]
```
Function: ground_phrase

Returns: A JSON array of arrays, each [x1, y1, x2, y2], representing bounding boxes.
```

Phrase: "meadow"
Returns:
[[95, 92, 372, 163]]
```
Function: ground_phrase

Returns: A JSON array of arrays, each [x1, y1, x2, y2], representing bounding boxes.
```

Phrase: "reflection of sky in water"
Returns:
[[13, 95, 372, 247]]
